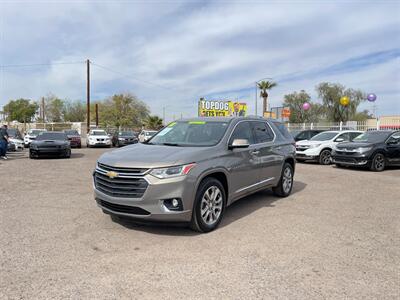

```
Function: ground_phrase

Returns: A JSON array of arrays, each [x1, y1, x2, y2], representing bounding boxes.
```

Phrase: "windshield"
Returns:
[[64, 130, 79, 135], [148, 121, 229, 147], [91, 130, 107, 136], [310, 131, 338, 141], [7, 129, 17, 137], [119, 131, 135, 136], [353, 131, 390, 143], [29, 130, 44, 135], [36, 133, 67, 141]]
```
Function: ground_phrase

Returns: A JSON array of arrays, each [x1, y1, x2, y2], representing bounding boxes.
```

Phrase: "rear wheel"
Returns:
[[319, 149, 332, 165], [370, 153, 385, 172], [190, 178, 226, 233], [273, 162, 294, 197], [64, 149, 71, 158]]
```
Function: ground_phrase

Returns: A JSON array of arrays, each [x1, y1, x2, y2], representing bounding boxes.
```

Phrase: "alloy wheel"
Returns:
[[374, 154, 385, 171], [200, 186, 223, 225], [282, 167, 293, 194], [320, 150, 331, 165]]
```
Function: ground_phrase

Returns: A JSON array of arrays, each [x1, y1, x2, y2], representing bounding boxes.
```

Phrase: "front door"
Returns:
[[227, 121, 261, 199], [386, 132, 400, 165]]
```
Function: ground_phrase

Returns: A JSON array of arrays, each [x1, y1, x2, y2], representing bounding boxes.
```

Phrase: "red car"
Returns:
[[63, 130, 82, 148]]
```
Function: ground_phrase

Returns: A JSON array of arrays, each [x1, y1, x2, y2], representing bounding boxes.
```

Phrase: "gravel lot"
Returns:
[[1, 148, 399, 299]]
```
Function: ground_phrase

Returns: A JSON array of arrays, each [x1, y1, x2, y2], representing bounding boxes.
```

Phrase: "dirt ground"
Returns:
[[1, 148, 399, 299]]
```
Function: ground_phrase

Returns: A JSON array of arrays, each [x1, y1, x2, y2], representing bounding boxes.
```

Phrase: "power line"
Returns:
[[90, 62, 178, 91], [0, 61, 85, 68]]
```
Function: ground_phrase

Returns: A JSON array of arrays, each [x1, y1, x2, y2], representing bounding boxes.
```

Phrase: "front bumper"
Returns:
[[88, 140, 111, 146], [331, 153, 370, 166], [117, 139, 138, 146], [93, 170, 195, 222], [30, 147, 68, 155], [296, 147, 321, 160]]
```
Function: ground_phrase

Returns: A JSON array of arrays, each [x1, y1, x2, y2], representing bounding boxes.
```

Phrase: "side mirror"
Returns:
[[229, 139, 249, 149], [335, 138, 344, 142], [387, 140, 398, 145]]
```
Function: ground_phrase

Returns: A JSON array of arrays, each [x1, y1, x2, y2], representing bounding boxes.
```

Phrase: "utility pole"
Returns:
[[41, 97, 45, 121], [163, 106, 166, 125], [255, 83, 257, 116], [95, 103, 99, 127], [86, 59, 90, 133]]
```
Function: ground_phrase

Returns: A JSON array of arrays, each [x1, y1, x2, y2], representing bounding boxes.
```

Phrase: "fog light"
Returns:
[[163, 198, 183, 211]]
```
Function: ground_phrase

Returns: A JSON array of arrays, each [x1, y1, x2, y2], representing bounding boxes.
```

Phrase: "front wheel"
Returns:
[[190, 178, 226, 233], [370, 153, 385, 172], [319, 149, 332, 165], [273, 162, 294, 197]]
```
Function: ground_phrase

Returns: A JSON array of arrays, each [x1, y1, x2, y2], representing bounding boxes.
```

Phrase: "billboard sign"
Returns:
[[198, 99, 247, 117]]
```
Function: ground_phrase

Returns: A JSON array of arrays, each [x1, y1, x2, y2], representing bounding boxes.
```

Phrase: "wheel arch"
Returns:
[[196, 169, 229, 202]]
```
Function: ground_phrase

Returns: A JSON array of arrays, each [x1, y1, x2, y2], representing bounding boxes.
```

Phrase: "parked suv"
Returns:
[[332, 130, 400, 171], [93, 117, 296, 232], [295, 130, 363, 165], [291, 129, 325, 142]]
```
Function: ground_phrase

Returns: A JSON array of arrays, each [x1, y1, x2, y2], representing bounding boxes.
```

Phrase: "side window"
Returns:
[[296, 131, 308, 140], [230, 122, 255, 145], [337, 132, 350, 142], [252, 122, 274, 144], [272, 121, 292, 139], [350, 132, 362, 141]]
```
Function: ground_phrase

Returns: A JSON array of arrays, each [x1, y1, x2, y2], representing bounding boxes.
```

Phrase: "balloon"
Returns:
[[302, 102, 311, 111], [340, 96, 350, 106], [367, 93, 377, 102]]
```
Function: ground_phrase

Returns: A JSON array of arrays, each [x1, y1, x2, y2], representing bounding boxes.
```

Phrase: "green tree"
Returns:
[[257, 80, 277, 113], [352, 109, 373, 122], [44, 94, 65, 122], [64, 101, 86, 122], [283, 90, 324, 123], [145, 115, 163, 130], [316, 82, 365, 122], [96, 93, 149, 128], [3, 99, 38, 123]]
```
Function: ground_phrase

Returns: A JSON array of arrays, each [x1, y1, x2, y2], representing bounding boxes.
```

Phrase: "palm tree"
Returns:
[[257, 80, 277, 114], [145, 115, 163, 130]]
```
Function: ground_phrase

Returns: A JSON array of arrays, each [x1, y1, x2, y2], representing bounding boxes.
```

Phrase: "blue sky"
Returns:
[[0, 0, 399, 122]]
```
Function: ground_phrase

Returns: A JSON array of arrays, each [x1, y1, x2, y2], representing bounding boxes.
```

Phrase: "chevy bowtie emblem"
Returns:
[[106, 171, 119, 179]]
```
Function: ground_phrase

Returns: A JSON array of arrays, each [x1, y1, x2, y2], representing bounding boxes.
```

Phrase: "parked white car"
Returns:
[[138, 130, 157, 143], [24, 129, 47, 147], [86, 129, 112, 147], [295, 130, 363, 165], [7, 128, 24, 151]]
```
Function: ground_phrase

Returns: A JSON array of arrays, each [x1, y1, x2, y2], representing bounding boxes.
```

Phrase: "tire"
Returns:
[[370, 153, 385, 172], [78, 144, 81, 149], [335, 163, 345, 168], [190, 177, 226, 233], [29, 151, 37, 159], [319, 149, 332, 165], [65, 149, 71, 158], [273, 162, 294, 197]]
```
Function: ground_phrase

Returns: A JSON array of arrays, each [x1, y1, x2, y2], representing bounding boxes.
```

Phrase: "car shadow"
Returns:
[[111, 180, 307, 236], [220, 180, 307, 228]]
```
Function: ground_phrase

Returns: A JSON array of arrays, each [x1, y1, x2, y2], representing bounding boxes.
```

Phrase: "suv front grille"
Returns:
[[94, 171, 148, 198]]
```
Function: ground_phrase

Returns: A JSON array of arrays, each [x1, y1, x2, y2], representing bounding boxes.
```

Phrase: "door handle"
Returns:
[[250, 150, 260, 155]]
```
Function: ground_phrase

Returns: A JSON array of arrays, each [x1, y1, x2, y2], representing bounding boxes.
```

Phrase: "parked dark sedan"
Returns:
[[29, 132, 71, 159], [291, 129, 325, 141], [332, 130, 400, 171], [112, 131, 138, 147], [63, 129, 82, 148]]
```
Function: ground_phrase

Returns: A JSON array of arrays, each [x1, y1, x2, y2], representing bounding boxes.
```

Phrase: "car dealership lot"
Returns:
[[1, 148, 399, 299]]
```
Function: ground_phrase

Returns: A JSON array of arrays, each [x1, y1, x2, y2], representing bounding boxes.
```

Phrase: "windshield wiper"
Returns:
[[161, 142, 181, 147]]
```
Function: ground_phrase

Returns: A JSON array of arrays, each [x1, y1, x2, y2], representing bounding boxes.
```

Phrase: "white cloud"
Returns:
[[0, 0, 399, 122]]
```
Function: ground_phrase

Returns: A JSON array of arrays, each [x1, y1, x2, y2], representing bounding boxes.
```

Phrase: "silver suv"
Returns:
[[93, 117, 296, 232]]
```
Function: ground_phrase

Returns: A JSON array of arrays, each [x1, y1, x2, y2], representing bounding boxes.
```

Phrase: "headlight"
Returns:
[[150, 163, 196, 179], [118, 138, 125, 141], [30, 144, 38, 149], [309, 144, 321, 149], [356, 147, 372, 153]]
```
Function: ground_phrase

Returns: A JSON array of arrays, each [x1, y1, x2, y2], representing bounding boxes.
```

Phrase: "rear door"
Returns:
[[227, 121, 261, 198], [251, 121, 282, 186]]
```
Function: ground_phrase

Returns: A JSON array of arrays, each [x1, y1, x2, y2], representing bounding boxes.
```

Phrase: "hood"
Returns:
[[296, 140, 326, 146], [89, 135, 109, 138], [98, 143, 211, 168], [9, 137, 23, 143], [118, 135, 137, 139], [336, 142, 376, 149], [32, 140, 68, 146]]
